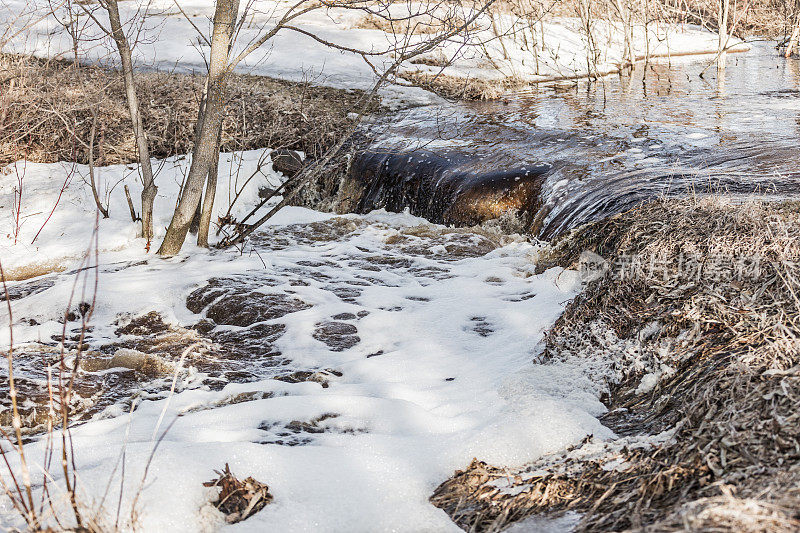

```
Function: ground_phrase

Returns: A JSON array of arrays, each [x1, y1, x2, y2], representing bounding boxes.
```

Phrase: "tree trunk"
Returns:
[[158, 0, 239, 256], [105, 0, 157, 242], [197, 125, 223, 247], [189, 200, 202, 234], [189, 83, 210, 236], [717, 0, 729, 69], [87, 109, 109, 218], [613, 0, 635, 67], [578, 0, 599, 78], [785, 14, 800, 58]]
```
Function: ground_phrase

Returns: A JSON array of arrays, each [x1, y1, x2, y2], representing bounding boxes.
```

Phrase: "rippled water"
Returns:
[[361, 43, 800, 237]]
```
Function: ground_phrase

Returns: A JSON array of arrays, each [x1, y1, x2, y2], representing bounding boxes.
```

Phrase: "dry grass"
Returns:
[[203, 464, 273, 524], [501, 0, 799, 39], [399, 70, 522, 100], [659, 0, 799, 40], [2, 260, 71, 282], [353, 13, 443, 34], [0, 54, 379, 167], [432, 198, 800, 531]]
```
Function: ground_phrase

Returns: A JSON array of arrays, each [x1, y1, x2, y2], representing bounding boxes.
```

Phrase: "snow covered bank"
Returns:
[[1, 0, 748, 105], [1, 152, 614, 531], [408, 17, 749, 92]]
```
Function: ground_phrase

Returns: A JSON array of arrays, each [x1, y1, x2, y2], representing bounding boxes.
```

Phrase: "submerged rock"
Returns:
[[270, 148, 304, 177], [313, 321, 360, 351]]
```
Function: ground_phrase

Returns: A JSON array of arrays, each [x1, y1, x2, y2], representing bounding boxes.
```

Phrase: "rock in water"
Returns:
[[270, 149, 304, 177]]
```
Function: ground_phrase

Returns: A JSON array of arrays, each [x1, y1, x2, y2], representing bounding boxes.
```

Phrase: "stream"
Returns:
[[3, 41, 800, 532], [353, 42, 800, 238]]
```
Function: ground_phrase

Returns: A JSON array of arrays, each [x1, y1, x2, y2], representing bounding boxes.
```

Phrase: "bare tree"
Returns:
[[613, 0, 636, 67], [87, 108, 109, 218], [157, 0, 498, 255], [101, 0, 158, 244], [718, 0, 730, 68], [158, 0, 239, 255], [196, 126, 223, 247], [786, 11, 800, 56], [577, 0, 601, 79]]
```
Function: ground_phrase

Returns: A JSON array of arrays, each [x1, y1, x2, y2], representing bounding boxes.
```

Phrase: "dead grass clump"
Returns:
[[399, 70, 522, 100], [204, 464, 273, 523], [1, 259, 70, 282], [0, 54, 379, 167], [81, 348, 176, 378], [433, 198, 800, 531], [410, 56, 451, 67], [432, 443, 800, 532]]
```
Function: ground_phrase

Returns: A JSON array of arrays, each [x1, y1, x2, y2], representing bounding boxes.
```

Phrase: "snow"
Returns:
[[0, 0, 747, 107], [635, 364, 676, 395], [0, 150, 614, 531], [412, 16, 748, 85], [0, 150, 283, 282], [504, 511, 582, 532]]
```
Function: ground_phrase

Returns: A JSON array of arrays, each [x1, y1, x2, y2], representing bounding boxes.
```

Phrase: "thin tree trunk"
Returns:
[[197, 125, 223, 247], [718, 0, 729, 68], [158, 0, 239, 256], [613, 0, 635, 67], [87, 109, 109, 218], [124, 184, 138, 222], [105, 0, 157, 242], [578, 0, 599, 78]]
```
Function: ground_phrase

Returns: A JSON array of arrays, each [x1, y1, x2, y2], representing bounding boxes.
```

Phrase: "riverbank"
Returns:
[[432, 198, 800, 531], [402, 19, 749, 99], [2, 1, 746, 103]]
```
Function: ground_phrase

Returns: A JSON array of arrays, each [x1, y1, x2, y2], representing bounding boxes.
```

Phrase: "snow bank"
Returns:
[[411, 17, 749, 85], [0, 149, 282, 281]]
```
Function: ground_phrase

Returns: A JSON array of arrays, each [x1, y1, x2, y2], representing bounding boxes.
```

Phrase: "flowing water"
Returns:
[[355, 43, 800, 238]]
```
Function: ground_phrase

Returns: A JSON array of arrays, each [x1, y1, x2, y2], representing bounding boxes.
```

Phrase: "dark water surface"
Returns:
[[357, 43, 800, 237]]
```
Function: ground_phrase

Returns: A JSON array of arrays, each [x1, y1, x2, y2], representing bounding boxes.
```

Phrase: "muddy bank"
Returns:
[[432, 199, 800, 531]]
